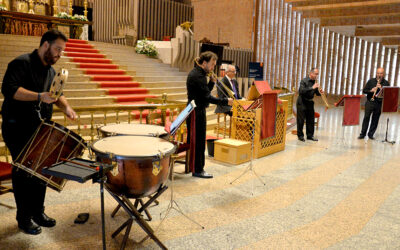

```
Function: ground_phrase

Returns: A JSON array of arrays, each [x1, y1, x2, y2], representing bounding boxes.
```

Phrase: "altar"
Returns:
[[0, 0, 91, 39]]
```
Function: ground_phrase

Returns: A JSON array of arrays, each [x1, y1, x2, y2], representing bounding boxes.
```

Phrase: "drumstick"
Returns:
[[60, 158, 99, 171]]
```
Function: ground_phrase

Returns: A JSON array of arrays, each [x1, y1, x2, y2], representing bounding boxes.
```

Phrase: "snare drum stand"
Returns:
[[95, 164, 107, 250]]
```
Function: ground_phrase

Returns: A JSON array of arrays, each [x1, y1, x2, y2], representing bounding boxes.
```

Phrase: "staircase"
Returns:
[[0, 34, 223, 154]]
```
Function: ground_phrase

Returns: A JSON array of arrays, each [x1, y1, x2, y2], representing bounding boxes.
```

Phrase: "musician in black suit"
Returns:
[[214, 65, 242, 116], [358, 67, 390, 140], [186, 52, 233, 178]]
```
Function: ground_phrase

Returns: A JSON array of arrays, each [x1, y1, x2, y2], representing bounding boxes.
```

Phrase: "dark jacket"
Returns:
[[362, 78, 390, 102], [214, 76, 242, 114], [1, 49, 55, 124], [186, 65, 228, 110], [296, 76, 320, 107]]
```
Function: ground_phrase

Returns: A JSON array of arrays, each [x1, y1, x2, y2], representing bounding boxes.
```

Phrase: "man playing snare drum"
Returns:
[[1, 30, 76, 235]]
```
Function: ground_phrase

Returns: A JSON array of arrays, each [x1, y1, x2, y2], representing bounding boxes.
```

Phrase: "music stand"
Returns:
[[158, 100, 204, 230], [42, 158, 113, 250], [381, 87, 399, 144]]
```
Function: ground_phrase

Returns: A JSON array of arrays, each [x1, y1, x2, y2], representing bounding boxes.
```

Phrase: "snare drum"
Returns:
[[99, 123, 168, 139], [91, 136, 175, 198], [13, 121, 86, 191]]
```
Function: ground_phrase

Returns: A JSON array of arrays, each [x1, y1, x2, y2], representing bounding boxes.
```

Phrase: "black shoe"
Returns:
[[192, 171, 213, 179], [358, 135, 365, 139], [298, 137, 305, 142], [18, 219, 42, 235], [307, 137, 318, 141], [33, 213, 56, 227], [368, 136, 375, 140]]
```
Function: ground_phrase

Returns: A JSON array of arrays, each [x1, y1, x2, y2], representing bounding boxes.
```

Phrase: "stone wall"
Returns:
[[192, 0, 253, 49]]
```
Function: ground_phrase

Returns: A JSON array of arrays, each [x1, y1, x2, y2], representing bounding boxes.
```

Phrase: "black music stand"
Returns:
[[43, 158, 113, 250], [381, 87, 399, 144], [157, 101, 204, 230]]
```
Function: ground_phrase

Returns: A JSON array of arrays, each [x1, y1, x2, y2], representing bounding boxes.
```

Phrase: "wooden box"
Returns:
[[214, 139, 251, 165]]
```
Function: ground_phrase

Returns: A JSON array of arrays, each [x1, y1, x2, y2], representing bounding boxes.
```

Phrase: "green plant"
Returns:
[[57, 12, 88, 21], [135, 38, 158, 57]]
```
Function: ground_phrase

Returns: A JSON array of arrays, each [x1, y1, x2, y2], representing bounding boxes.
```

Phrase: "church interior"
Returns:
[[0, 0, 399, 249]]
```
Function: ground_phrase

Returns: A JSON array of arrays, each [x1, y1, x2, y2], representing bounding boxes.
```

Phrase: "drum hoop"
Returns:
[[13, 163, 66, 192], [45, 121, 86, 147], [99, 124, 167, 136], [90, 138, 176, 161]]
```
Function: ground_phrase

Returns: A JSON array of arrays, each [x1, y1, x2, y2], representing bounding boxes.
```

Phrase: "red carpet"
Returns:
[[98, 81, 140, 88], [90, 75, 133, 81], [64, 47, 99, 53], [83, 69, 126, 75], [106, 88, 148, 95], [65, 39, 155, 108], [71, 57, 112, 64], [64, 52, 106, 58], [78, 63, 119, 69]]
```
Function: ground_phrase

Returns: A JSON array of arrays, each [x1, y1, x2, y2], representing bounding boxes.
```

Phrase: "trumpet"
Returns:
[[194, 58, 236, 99], [371, 78, 381, 101], [317, 82, 329, 110]]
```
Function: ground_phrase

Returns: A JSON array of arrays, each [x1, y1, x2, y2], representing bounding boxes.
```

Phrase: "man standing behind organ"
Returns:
[[186, 51, 233, 178], [1, 29, 77, 235], [215, 64, 242, 116]]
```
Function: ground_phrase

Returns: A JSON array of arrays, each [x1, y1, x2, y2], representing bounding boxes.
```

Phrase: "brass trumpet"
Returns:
[[194, 58, 236, 99], [371, 78, 381, 101], [317, 82, 329, 110]]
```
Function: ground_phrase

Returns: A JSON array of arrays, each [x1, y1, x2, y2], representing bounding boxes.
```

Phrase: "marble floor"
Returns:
[[0, 105, 399, 249]]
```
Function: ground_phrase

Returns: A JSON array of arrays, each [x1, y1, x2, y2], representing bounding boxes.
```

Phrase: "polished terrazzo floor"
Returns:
[[1, 105, 399, 249]]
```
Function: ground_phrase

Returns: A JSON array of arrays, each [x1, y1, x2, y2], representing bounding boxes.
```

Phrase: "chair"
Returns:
[[215, 113, 231, 138], [314, 111, 320, 129], [0, 162, 13, 195]]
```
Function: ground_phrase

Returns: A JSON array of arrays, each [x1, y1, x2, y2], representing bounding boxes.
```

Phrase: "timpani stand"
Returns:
[[106, 186, 168, 250]]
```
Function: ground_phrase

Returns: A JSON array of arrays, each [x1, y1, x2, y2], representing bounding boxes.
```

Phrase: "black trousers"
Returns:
[[360, 100, 382, 137], [187, 108, 206, 173], [2, 120, 46, 223], [296, 100, 315, 139]]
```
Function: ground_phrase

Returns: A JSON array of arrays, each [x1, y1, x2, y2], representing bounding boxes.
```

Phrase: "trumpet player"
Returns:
[[296, 68, 321, 142], [186, 51, 233, 178], [358, 67, 389, 140]]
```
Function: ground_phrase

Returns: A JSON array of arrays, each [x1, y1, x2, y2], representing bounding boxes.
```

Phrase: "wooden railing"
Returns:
[[0, 99, 187, 162]]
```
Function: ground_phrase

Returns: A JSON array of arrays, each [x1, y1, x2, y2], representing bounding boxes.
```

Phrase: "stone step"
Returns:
[[134, 75, 187, 82], [140, 81, 186, 88], [67, 68, 137, 77], [63, 89, 107, 97], [0, 96, 116, 107], [59, 62, 181, 72]]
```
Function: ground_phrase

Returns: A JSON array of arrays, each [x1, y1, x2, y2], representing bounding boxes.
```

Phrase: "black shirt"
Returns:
[[362, 78, 390, 102], [186, 65, 228, 109], [298, 76, 320, 102], [1, 49, 55, 124]]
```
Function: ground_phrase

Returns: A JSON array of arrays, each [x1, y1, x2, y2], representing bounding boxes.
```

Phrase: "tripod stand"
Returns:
[[382, 117, 395, 144], [230, 108, 266, 193], [158, 156, 204, 229]]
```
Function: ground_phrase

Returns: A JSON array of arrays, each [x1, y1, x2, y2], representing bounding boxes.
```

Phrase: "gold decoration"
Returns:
[[68, 0, 72, 15], [53, 0, 58, 16], [83, 0, 87, 17], [28, 0, 34, 14]]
